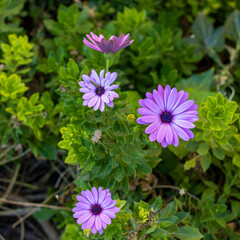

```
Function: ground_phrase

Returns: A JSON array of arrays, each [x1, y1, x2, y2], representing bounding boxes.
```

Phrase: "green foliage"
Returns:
[[0, 33, 62, 161], [0, 34, 34, 74], [225, 10, 240, 43], [61, 224, 86, 240], [61, 197, 203, 240], [185, 93, 239, 171], [0, 72, 28, 102], [176, 69, 216, 106], [1, 1, 240, 240], [58, 60, 161, 193], [0, 0, 25, 34]]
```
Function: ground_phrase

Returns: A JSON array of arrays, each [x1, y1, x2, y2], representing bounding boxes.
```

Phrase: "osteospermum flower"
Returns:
[[72, 187, 120, 234], [137, 85, 198, 148], [79, 70, 119, 112], [83, 32, 134, 53]]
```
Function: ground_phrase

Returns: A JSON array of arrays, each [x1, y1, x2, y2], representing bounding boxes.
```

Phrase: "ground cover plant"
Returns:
[[0, 0, 240, 239]]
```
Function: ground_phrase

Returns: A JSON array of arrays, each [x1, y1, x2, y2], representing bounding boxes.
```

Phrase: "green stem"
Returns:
[[0, 178, 37, 189], [0, 144, 17, 159], [0, 149, 31, 166], [106, 58, 109, 72], [0, 163, 21, 205]]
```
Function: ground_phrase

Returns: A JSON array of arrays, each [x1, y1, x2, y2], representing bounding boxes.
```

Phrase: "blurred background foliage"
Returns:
[[1, 0, 240, 239]]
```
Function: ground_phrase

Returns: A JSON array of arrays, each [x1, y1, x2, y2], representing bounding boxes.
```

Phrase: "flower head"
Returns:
[[83, 32, 134, 54], [79, 70, 119, 112], [137, 85, 198, 148], [92, 129, 102, 144], [72, 187, 120, 234], [179, 188, 185, 196]]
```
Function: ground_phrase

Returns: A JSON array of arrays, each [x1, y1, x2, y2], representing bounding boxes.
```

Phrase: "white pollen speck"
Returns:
[[179, 188, 185, 196], [92, 129, 102, 144]]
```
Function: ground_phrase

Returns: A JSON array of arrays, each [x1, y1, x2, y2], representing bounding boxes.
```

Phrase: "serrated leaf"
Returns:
[[197, 142, 209, 155], [33, 208, 56, 221], [212, 147, 225, 160], [114, 165, 125, 182], [233, 154, 240, 167], [225, 10, 240, 42], [184, 158, 196, 170], [174, 226, 203, 240], [67, 58, 79, 79], [191, 13, 224, 53], [151, 196, 163, 212], [200, 153, 211, 171], [159, 201, 176, 219]]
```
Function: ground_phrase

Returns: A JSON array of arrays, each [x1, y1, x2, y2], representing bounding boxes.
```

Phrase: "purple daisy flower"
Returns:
[[83, 32, 134, 54], [137, 85, 198, 148], [72, 187, 120, 234], [79, 70, 119, 112]]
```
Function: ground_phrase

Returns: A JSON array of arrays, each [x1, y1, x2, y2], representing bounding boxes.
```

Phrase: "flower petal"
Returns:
[[164, 85, 171, 109], [88, 95, 99, 107], [105, 207, 120, 213], [86, 189, 95, 204], [173, 119, 195, 129], [153, 89, 164, 112], [91, 224, 97, 234], [76, 213, 92, 224], [137, 116, 160, 124], [171, 127, 179, 147], [171, 123, 189, 141], [104, 200, 117, 209], [165, 124, 173, 145], [86, 215, 96, 229], [146, 92, 154, 101], [172, 100, 195, 115], [144, 99, 161, 114], [80, 88, 91, 93], [99, 100, 105, 112], [73, 210, 90, 218], [98, 190, 107, 204], [76, 195, 90, 205], [82, 74, 91, 83], [82, 92, 96, 100], [75, 203, 91, 210], [103, 210, 116, 219], [145, 122, 160, 134], [166, 88, 177, 111], [101, 198, 112, 208], [157, 123, 167, 143], [92, 187, 98, 204], [149, 130, 158, 142], [101, 94, 110, 103], [161, 139, 168, 148], [138, 108, 158, 116], [106, 84, 119, 91], [95, 216, 102, 231], [100, 213, 111, 224], [139, 99, 147, 108], [106, 101, 114, 107], [94, 97, 101, 111]]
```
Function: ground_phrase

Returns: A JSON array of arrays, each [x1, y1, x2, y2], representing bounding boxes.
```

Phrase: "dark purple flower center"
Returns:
[[95, 86, 105, 96], [161, 112, 172, 123], [91, 204, 102, 215]]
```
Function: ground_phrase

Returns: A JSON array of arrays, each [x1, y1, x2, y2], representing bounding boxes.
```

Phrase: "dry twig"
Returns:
[[11, 182, 74, 228], [154, 185, 199, 200], [0, 205, 25, 240]]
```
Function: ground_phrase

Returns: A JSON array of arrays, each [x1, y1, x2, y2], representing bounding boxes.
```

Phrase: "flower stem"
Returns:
[[106, 58, 109, 72]]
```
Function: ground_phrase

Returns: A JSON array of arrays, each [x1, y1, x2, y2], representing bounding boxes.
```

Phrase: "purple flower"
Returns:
[[83, 32, 134, 54], [137, 85, 198, 148], [79, 70, 119, 112], [72, 187, 120, 234]]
